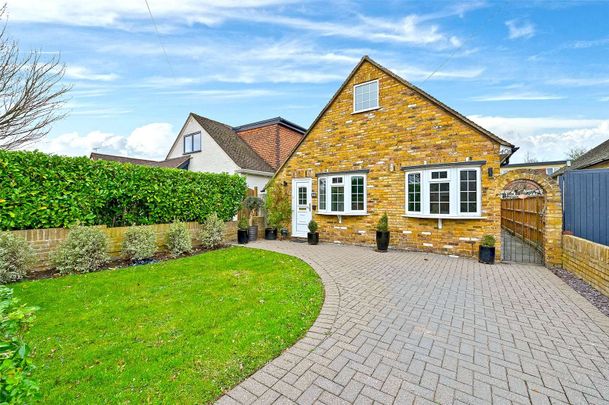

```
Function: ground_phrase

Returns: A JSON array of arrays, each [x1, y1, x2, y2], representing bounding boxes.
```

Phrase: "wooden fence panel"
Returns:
[[501, 196, 544, 248]]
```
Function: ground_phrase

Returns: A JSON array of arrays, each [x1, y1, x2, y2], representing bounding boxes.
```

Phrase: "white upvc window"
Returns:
[[353, 80, 379, 113], [318, 173, 367, 215], [404, 166, 482, 218], [184, 132, 201, 154]]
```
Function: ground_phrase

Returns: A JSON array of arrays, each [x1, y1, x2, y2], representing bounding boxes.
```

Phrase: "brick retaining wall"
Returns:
[[562, 234, 609, 296], [8, 217, 264, 272]]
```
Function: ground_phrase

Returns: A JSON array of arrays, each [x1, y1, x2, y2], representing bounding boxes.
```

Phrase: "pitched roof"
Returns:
[[268, 55, 516, 187], [189, 113, 274, 173], [553, 138, 609, 176], [233, 117, 307, 134], [504, 160, 567, 168], [90, 152, 190, 169]]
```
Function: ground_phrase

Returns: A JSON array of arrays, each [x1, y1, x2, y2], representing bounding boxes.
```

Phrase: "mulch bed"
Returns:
[[550, 267, 609, 318]]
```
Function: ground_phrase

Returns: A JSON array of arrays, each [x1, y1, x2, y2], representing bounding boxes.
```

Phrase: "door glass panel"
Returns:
[[298, 186, 307, 205]]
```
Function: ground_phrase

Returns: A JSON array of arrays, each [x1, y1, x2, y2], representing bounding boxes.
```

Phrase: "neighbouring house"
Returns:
[[553, 137, 609, 178], [270, 56, 517, 258], [500, 160, 567, 176], [92, 114, 306, 191]]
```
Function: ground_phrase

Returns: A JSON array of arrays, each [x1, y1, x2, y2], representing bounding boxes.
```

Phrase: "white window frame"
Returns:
[[404, 166, 482, 219], [546, 167, 555, 175], [406, 171, 423, 213], [318, 173, 367, 215], [353, 80, 379, 114]]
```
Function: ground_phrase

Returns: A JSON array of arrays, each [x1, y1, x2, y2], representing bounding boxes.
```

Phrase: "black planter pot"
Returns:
[[237, 229, 249, 244], [265, 228, 278, 240], [376, 230, 390, 252], [479, 246, 495, 264], [280, 228, 289, 239], [307, 232, 319, 245], [248, 225, 258, 242]]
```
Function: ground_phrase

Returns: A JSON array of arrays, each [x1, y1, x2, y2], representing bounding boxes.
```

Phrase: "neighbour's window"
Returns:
[[404, 166, 482, 217], [407, 173, 421, 212], [318, 178, 327, 210], [184, 132, 201, 154], [546, 167, 555, 175], [318, 173, 367, 215], [353, 80, 379, 113]]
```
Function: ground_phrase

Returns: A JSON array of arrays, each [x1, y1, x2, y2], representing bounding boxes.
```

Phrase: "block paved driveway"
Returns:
[[219, 241, 609, 405]]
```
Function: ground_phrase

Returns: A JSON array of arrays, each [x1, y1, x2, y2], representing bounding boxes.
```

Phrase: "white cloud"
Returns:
[[157, 89, 283, 98], [468, 115, 609, 162], [64, 66, 119, 82], [31, 123, 175, 159], [548, 77, 609, 86], [394, 65, 485, 81], [470, 92, 564, 101], [600, 96, 609, 102], [505, 19, 535, 40]]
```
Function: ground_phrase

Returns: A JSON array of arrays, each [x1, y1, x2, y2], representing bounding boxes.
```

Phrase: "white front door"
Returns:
[[292, 178, 312, 237]]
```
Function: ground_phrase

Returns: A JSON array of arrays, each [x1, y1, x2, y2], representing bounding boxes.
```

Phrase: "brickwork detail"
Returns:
[[274, 60, 506, 259], [563, 234, 609, 296]]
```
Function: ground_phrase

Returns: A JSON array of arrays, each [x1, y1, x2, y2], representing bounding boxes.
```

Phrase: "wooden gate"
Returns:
[[500, 196, 544, 264]]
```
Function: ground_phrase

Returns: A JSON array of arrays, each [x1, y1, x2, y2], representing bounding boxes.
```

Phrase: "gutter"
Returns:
[[236, 169, 274, 177]]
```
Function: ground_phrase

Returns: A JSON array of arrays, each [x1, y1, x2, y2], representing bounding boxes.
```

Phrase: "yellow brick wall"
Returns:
[[563, 235, 609, 297], [8, 217, 265, 272], [275, 60, 504, 258]]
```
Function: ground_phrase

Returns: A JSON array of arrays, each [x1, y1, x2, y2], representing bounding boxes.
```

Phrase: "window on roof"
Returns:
[[184, 132, 201, 154], [404, 165, 482, 218], [353, 80, 379, 113], [318, 173, 367, 215]]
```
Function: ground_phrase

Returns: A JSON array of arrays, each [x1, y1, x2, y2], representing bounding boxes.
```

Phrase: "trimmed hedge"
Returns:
[[0, 150, 247, 230]]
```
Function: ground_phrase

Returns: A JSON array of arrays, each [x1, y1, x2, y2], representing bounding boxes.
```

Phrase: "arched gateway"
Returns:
[[493, 169, 562, 267]]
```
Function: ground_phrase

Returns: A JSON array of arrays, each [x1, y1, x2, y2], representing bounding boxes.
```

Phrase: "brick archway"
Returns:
[[493, 169, 562, 266]]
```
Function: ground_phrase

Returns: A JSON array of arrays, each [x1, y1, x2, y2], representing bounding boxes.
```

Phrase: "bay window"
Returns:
[[403, 163, 483, 218], [318, 171, 367, 215]]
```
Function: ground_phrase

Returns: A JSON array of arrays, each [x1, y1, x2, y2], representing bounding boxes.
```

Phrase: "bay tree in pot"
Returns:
[[237, 217, 249, 244], [376, 212, 390, 252], [243, 196, 263, 241], [478, 235, 496, 264], [307, 220, 319, 245]]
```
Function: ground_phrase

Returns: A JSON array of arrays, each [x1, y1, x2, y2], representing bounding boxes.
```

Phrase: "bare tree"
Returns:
[[0, 5, 69, 150], [566, 146, 587, 161], [523, 151, 538, 163]]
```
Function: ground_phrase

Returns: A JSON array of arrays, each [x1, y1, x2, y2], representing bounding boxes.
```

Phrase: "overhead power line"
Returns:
[[143, 0, 176, 79]]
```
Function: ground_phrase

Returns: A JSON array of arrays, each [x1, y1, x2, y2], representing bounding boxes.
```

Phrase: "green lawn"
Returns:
[[11, 247, 323, 404]]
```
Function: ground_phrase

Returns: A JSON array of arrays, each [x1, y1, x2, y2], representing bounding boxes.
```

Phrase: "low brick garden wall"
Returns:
[[562, 234, 609, 296], [9, 217, 265, 272]]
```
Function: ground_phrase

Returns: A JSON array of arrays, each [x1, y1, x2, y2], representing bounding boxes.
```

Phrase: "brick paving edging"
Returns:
[[217, 244, 342, 405]]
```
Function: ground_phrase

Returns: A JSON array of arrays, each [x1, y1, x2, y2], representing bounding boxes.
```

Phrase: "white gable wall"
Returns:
[[167, 115, 272, 190]]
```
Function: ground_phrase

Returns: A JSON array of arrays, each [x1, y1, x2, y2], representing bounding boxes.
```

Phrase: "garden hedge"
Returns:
[[0, 150, 247, 230]]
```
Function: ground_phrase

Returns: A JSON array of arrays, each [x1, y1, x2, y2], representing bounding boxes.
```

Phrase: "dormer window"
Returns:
[[353, 80, 379, 113], [183, 132, 201, 154]]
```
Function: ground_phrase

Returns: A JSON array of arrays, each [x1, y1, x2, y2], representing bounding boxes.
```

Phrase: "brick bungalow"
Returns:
[[271, 56, 518, 258]]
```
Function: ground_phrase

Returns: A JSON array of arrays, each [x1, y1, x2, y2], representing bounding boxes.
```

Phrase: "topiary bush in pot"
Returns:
[[51, 226, 109, 274], [0, 232, 36, 283], [479, 234, 496, 264], [199, 212, 225, 249], [237, 217, 249, 244], [307, 220, 319, 245], [242, 196, 263, 241], [376, 212, 390, 252], [165, 221, 192, 257], [122, 226, 157, 263]]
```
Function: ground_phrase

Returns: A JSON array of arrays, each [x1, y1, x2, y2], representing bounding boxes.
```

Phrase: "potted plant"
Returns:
[[265, 182, 291, 241], [376, 212, 390, 252], [307, 220, 319, 245], [264, 219, 278, 240], [243, 196, 263, 242], [237, 217, 249, 244], [479, 235, 496, 264]]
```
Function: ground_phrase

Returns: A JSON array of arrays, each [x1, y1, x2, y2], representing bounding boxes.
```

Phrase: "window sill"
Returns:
[[183, 150, 201, 155], [403, 214, 486, 220], [317, 212, 369, 216], [351, 106, 380, 115]]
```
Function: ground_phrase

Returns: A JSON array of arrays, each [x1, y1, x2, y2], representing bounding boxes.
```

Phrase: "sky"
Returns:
[[5, 0, 609, 163]]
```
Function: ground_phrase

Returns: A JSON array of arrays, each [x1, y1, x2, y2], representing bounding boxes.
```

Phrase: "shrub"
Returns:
[[377, 213, 389, 232], [200, 213, 225, 249], [481, 235, 496, 247], [0, 233, 35, 283], [242, 196, 263, 226], [165, 221, 192, 257], [122, 226, 157, 261], [237, 217, 248, 231], [51, 226, 109, 274], [0, 150, 247, 231], [0, 286, 39, 403], [265, 183, 291, 229], [308, 220, 318, 233]]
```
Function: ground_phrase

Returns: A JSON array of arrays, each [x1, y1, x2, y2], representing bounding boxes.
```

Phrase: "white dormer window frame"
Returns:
[[353, 80, 379, 114], [183, 132, 201, 154]]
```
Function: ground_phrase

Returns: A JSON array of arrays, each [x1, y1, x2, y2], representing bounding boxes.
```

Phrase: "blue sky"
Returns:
[[6, 0, 609, 162]]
